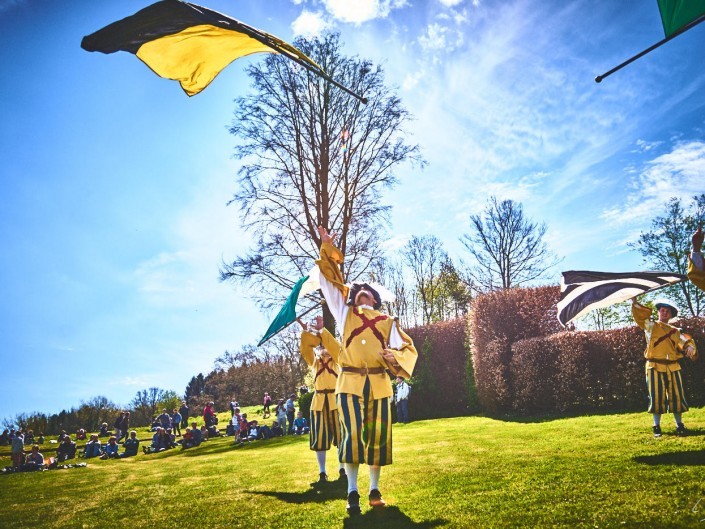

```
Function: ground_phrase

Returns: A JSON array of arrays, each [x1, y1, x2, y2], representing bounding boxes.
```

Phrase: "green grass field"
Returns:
[[2, 408, 705, 528]]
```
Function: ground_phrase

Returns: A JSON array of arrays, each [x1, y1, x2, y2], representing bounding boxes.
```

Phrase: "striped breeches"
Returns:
[[336, 379, 392, 466], [646, 368, 689, 415], [309, 403, 340, 451]]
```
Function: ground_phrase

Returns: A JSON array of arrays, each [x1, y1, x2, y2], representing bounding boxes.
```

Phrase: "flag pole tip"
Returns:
[[594, 75, 603, 83]]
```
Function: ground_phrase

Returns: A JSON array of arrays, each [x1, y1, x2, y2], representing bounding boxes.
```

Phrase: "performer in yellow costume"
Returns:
[[298, 315, 345, 484], [632, 298, 697, 437], [316, 226, 417, 515], [688, 226, 705, 291]]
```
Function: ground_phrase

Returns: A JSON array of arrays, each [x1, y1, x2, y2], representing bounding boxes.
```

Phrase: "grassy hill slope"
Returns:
[[2, 408, 705, 528]]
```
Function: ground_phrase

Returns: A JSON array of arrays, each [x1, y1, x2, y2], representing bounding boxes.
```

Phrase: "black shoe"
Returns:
[[676, 423, 688, 436], [318, 472, 328, 483], [653, 425, 662, 438], [368, 488, 386, 508], [346, 491, 361, 515]]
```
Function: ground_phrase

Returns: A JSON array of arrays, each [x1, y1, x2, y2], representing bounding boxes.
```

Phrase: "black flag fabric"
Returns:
[[557, 270, 686, 327]]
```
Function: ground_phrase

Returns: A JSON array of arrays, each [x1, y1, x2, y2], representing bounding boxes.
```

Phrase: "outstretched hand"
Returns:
[[312, 315, 324, 331], [693, 225, 703, 253], [317, 226, 337, 245]]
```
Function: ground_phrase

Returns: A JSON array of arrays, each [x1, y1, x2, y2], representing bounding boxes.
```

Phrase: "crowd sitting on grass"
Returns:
[[2, 392, 306, 474]]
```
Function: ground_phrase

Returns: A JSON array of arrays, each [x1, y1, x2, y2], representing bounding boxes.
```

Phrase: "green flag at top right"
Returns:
[[657, 0, 705, 37]]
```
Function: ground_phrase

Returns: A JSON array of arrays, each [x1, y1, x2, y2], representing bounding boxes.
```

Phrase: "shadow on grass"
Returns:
[[247, 480, 348, 504], [634, 449, 705, 466], [158, 436, 303, 459], [343, 506, 447, 529]]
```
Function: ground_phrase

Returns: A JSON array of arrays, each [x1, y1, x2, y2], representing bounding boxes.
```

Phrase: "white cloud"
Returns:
[[321, 0, 407, 24], [292, 10, 331, 36], [402, 70, 425, 91], [418, 23, 449, 50], [601, 140, 705, 226], [438, 0, 464, 6]]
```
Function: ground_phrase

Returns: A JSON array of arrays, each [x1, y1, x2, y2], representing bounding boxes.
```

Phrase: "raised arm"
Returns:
[[631, 299, 653, 332], [315, 226, 349, 325], [688, 226, 705, 291], [297, 317, 320, 367]]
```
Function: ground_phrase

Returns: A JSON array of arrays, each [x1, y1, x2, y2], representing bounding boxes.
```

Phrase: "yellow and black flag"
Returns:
[[81, 0, 364, 101]]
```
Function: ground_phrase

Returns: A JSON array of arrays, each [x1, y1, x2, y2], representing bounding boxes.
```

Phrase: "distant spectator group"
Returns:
[[1, 394, 307, 475]]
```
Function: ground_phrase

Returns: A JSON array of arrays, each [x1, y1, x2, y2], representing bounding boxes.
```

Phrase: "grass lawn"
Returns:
[[2, 408, 705, 528]]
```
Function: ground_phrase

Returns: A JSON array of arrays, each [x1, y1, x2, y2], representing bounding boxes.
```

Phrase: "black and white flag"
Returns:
[[557, 270, 686, 327]]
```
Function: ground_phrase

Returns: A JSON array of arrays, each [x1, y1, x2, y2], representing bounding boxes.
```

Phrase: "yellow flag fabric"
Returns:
[[81, 0, 322, 96]]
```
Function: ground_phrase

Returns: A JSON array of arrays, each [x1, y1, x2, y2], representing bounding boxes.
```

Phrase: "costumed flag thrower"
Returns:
[[595, 0, 705, 83], [81, 0, 367, 102], [557, 270, 687, 327], [257, 266, 322, 347]]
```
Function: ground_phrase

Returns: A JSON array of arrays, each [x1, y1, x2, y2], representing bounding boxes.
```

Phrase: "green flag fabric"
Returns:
[[257, 275, 309, 347], [657, 0, 705, 37]]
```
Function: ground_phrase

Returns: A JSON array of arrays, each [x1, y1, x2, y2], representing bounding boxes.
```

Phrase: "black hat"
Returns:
[[347, 282, 382, 310]]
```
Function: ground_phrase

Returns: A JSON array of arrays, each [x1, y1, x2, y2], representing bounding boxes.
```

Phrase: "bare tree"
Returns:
[[369, 257, 414, 328], [460, 197, 560, 291], [220, 33, 422, 331], [630, 194, 705, 316], [402, 235, 447, 325]]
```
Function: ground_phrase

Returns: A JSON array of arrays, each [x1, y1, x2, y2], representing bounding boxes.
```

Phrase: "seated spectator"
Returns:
[[164, 428, 177, 449], [151, 416, 159, 431], [101, 436, 120, 459], [207, 423, 220, 438], [37, 432, 44, 444], [200, 425, 209, 441], [0, 429, 9, 446], [22, 445, 44, 471], [182, 422, 203, 449], [246, 421, 260, 442], [24, 430, 35, 445], [11, 431, 25, 468], [293, 411, 310, 435], [270, 420, 284, 437], [143, 427, 166, 454], [56, 436, 77, 462], [98, 423, 109, 437], [57, 430, 69, 443], [76, 429, 87, 441], [84, 434, 103, 458], [121, 431, 140, 458]]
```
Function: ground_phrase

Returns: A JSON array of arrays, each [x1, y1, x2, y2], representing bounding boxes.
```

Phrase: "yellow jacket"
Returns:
[[316, 241, 418, 399], [300, 329, 340, 412], [632, 302, 697, 372], [688, 253, 705, 292]]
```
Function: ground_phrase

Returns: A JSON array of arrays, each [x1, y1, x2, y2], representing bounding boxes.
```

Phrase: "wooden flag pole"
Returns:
[[595, 14, 705, 83]]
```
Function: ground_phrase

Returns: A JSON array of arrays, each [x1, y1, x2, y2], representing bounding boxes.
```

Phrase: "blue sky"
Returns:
[[1, 0, 704, 420]]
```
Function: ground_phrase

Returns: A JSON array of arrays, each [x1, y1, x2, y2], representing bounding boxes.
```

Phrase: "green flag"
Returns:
[[657, 0, 705, 37], [257, 275, 309, 347]]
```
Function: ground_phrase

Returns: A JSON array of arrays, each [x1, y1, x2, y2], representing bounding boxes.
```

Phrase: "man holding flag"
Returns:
[[632, 297, 697, 437], [316, 226, 417, 516], [298, 315, 346, 484]]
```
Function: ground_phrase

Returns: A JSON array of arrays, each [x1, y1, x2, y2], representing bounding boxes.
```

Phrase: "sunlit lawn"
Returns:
[[2, 408, 705, 528]]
